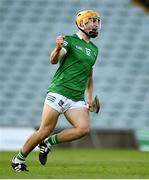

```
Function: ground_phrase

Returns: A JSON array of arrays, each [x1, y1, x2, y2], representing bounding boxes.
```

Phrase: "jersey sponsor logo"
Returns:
[[75, 45, 83, 51], [85, 48, 91, 56]]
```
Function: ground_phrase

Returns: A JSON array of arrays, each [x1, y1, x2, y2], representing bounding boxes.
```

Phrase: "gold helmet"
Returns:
[[76, 10, 100, 29], [75, 10, 101, 38]]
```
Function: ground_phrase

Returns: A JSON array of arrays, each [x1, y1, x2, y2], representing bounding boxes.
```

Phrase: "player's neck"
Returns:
[[77, 31, 90, 43]]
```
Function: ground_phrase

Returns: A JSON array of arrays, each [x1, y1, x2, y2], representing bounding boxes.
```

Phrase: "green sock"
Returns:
[[15, 151, 27, 162], [48, 134, 59, 145]]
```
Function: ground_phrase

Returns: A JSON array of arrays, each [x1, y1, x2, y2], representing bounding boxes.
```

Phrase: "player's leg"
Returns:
[[11, 103, 60, 171], [43, 108, 89, 145], [39, 107, 90, 165], [22, 104, 59, 155], [57, 107, 90, 142], [44, 100, 89, 145]]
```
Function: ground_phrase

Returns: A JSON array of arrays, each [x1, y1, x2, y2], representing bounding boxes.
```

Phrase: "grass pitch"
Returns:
[[0, 148, 149, 179]]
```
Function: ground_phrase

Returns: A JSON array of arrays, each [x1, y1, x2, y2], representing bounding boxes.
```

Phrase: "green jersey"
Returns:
[[48, 34, 98, 101]]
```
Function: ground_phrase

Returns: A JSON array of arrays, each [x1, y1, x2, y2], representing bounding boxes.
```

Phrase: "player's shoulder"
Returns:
[[90, 41, 98, 50], [63, 34, 79, 46], [64, 34, 77, 40], [63, 35, 73, 44]]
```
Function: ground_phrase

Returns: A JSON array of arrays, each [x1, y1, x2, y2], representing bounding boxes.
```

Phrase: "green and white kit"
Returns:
[[45, 92, 86, 113], [47, 33, 98, 102]]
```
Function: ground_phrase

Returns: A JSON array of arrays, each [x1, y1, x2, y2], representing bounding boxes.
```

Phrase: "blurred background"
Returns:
[[0, 0, 149, 151]]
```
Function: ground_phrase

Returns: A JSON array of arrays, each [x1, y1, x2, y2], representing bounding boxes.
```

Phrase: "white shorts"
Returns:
[[45, 92, 87, 114]]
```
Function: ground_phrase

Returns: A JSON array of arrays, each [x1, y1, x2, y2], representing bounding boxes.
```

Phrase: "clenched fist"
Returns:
[[56, 35, 64, 49]]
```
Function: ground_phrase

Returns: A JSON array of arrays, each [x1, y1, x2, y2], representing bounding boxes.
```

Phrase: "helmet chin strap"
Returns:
[[78, 27, 98, 38]]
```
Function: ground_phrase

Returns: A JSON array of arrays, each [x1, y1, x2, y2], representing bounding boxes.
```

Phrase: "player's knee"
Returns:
[[38, 127, 52, 140], [76, 127, 90, 137]]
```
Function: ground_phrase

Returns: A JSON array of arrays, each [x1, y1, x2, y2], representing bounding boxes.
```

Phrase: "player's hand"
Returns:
[[87, 98, 93, 109], [56, 35, 64, 49], [87, 96, 100, 113]]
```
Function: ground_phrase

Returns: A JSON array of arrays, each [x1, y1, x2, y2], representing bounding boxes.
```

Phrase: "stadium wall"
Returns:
[[55, 129, 137, 149], [0, 127, 137, 151]]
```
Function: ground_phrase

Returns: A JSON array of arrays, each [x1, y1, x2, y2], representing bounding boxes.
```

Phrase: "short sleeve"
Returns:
[[62, 36, 71, 54]]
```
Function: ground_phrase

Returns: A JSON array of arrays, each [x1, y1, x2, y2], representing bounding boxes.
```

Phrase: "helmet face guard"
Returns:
[[76, 10, 101, 38]]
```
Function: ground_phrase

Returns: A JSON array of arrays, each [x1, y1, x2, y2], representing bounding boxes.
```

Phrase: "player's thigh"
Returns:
[[39, 103, 60, 131], [64, 108, 89, 128]]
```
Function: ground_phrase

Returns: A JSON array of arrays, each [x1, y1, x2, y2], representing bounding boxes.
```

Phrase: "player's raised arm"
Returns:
[[49, 35, 66, 64]]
